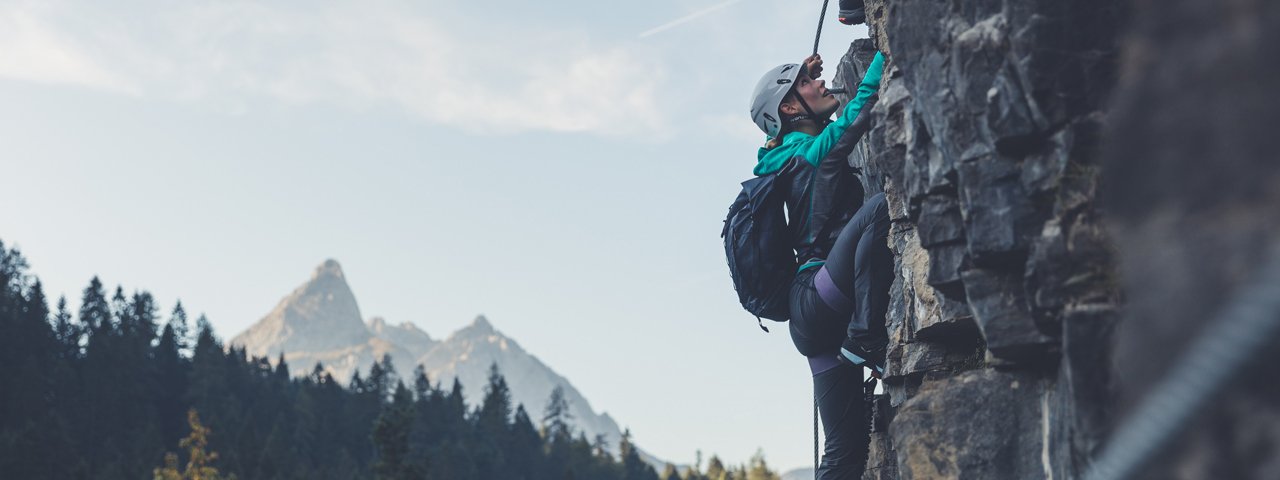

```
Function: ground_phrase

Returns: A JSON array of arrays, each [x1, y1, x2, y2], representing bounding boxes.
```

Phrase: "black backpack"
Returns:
[[722, 171, 796, 331]]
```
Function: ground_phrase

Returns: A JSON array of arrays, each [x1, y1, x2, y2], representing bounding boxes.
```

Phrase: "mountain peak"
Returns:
[[230, 258, 369, 357], [470, 314, 494, 332], [314, 259, 344, 280]]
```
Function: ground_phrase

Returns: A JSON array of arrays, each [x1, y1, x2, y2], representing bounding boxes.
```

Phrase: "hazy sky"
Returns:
[[0, 0, 869, 471]]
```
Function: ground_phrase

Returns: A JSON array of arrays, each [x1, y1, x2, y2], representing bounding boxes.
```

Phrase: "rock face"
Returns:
[[231, 259, 376, 357], [824, 0, 1127, 477], [836, 0, 1280, 477], [889, 370, 1049, 479], [368, 316, 437, 355]]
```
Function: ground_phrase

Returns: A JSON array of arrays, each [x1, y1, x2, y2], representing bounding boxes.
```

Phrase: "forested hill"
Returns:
[[0, 240, 783, 479]]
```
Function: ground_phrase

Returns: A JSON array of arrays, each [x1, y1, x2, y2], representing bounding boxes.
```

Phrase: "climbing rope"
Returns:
[[813, 392, 819, 479], [813, 0, 831, 56], [1084, 243, 1280, 480], [812, 4, 841, 478]]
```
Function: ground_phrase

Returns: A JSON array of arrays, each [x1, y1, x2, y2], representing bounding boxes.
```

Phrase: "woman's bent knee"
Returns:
[[867, 193, 887, 217]]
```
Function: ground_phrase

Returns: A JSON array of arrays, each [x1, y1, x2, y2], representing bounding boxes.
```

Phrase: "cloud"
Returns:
[[0, 1, 139, 94], [0, 0, 671, 137]]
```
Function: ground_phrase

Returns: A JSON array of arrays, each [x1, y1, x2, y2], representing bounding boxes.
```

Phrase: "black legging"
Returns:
[[788, 193, 892, 479], [818, 192, 892, 348], [788, 193, 893, 357], [814, 364, 872, 479]]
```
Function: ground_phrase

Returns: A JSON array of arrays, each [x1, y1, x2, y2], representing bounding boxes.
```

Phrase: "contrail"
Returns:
[[639, 0, 747, 38]]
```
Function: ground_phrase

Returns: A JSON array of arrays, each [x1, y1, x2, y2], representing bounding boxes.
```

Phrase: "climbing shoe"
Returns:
[[839, 339, 885, 378], [838, 0, 866, 25]]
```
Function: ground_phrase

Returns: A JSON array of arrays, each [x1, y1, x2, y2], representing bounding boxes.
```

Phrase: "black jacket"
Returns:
[[779, 97, 878, 268]]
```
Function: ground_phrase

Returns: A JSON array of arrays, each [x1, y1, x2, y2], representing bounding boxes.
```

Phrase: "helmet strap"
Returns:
[[793, 94, 829, 126], [783, 94, 834, 126]]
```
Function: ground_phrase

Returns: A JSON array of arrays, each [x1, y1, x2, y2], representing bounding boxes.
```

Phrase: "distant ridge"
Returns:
[[229, 260, 647, 465]]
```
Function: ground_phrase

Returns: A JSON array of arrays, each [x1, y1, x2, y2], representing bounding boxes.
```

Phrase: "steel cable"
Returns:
[[1085, 243, 1280, 480]]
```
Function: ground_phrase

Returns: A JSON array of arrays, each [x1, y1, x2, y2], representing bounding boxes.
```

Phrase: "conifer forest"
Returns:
[[0, 240, 781, 480]]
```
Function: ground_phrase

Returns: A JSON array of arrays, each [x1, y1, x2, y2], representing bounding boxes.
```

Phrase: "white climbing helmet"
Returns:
[[750, 63, 803, 137]]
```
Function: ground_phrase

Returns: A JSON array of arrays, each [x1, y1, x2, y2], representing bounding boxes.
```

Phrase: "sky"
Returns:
[[0, 0, 870, 471]]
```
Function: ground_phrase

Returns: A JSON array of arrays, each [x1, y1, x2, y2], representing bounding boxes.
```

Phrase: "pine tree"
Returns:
[[268, 353, 285, 378], [194, 314, 215, 348], [117, 290, 164, 477], [155, 320, 188, 446], [350, 371, 367, 393], [367, 354, 397, 403], [684, 450, 705, 480], [79, 276, 111, 335], [153, 409, 235, 480], [474, 363, 513, 478], [4, 279, 54, 420], [476, 363, 513, 435], [186, 315, 230, 465], [169, 301, 191, 357], [405, 366, 439, 478], [52, 295, 81, 359], [592, 434, 612, 461], [509, 405, 545, 478], [542, 384, 575, 478], [542, 384, 573, 442], [428, 378, 475, 480], [82, 282, 152, 474], [372, 381, 417, 480], [705, 456, 728, 480], [0, 252, 77, 479], [744, 450, 780, 480], [443, 377, 467, 423], [110, 286, 129, 335], [411, 365, 431, 401], [568, 432, 613, 480], [661, 463, 681, 480], [127, 291, 159, 347], [619, 428, 659, 480]]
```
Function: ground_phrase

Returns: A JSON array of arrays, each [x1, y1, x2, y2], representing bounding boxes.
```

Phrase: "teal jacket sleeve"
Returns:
[[799, 51, 885, 166]]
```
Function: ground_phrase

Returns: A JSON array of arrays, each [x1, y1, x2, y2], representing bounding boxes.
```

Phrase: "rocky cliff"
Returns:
[[830, 0, 1280, 478], [827, 0, 1125, 478]]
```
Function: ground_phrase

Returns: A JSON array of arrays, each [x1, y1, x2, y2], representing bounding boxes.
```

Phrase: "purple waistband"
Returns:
[[814, 266, 853, 313], [808, 353, 843, 376]]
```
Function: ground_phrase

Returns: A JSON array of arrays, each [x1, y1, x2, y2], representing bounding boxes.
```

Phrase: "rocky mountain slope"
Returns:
[[229, 260, 628, 459], [233, 259, 376, 357], [413, 314, 627, 458]]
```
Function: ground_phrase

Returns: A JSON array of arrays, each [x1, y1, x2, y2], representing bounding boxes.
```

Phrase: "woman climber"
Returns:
[[745, 11, 891, 478]]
